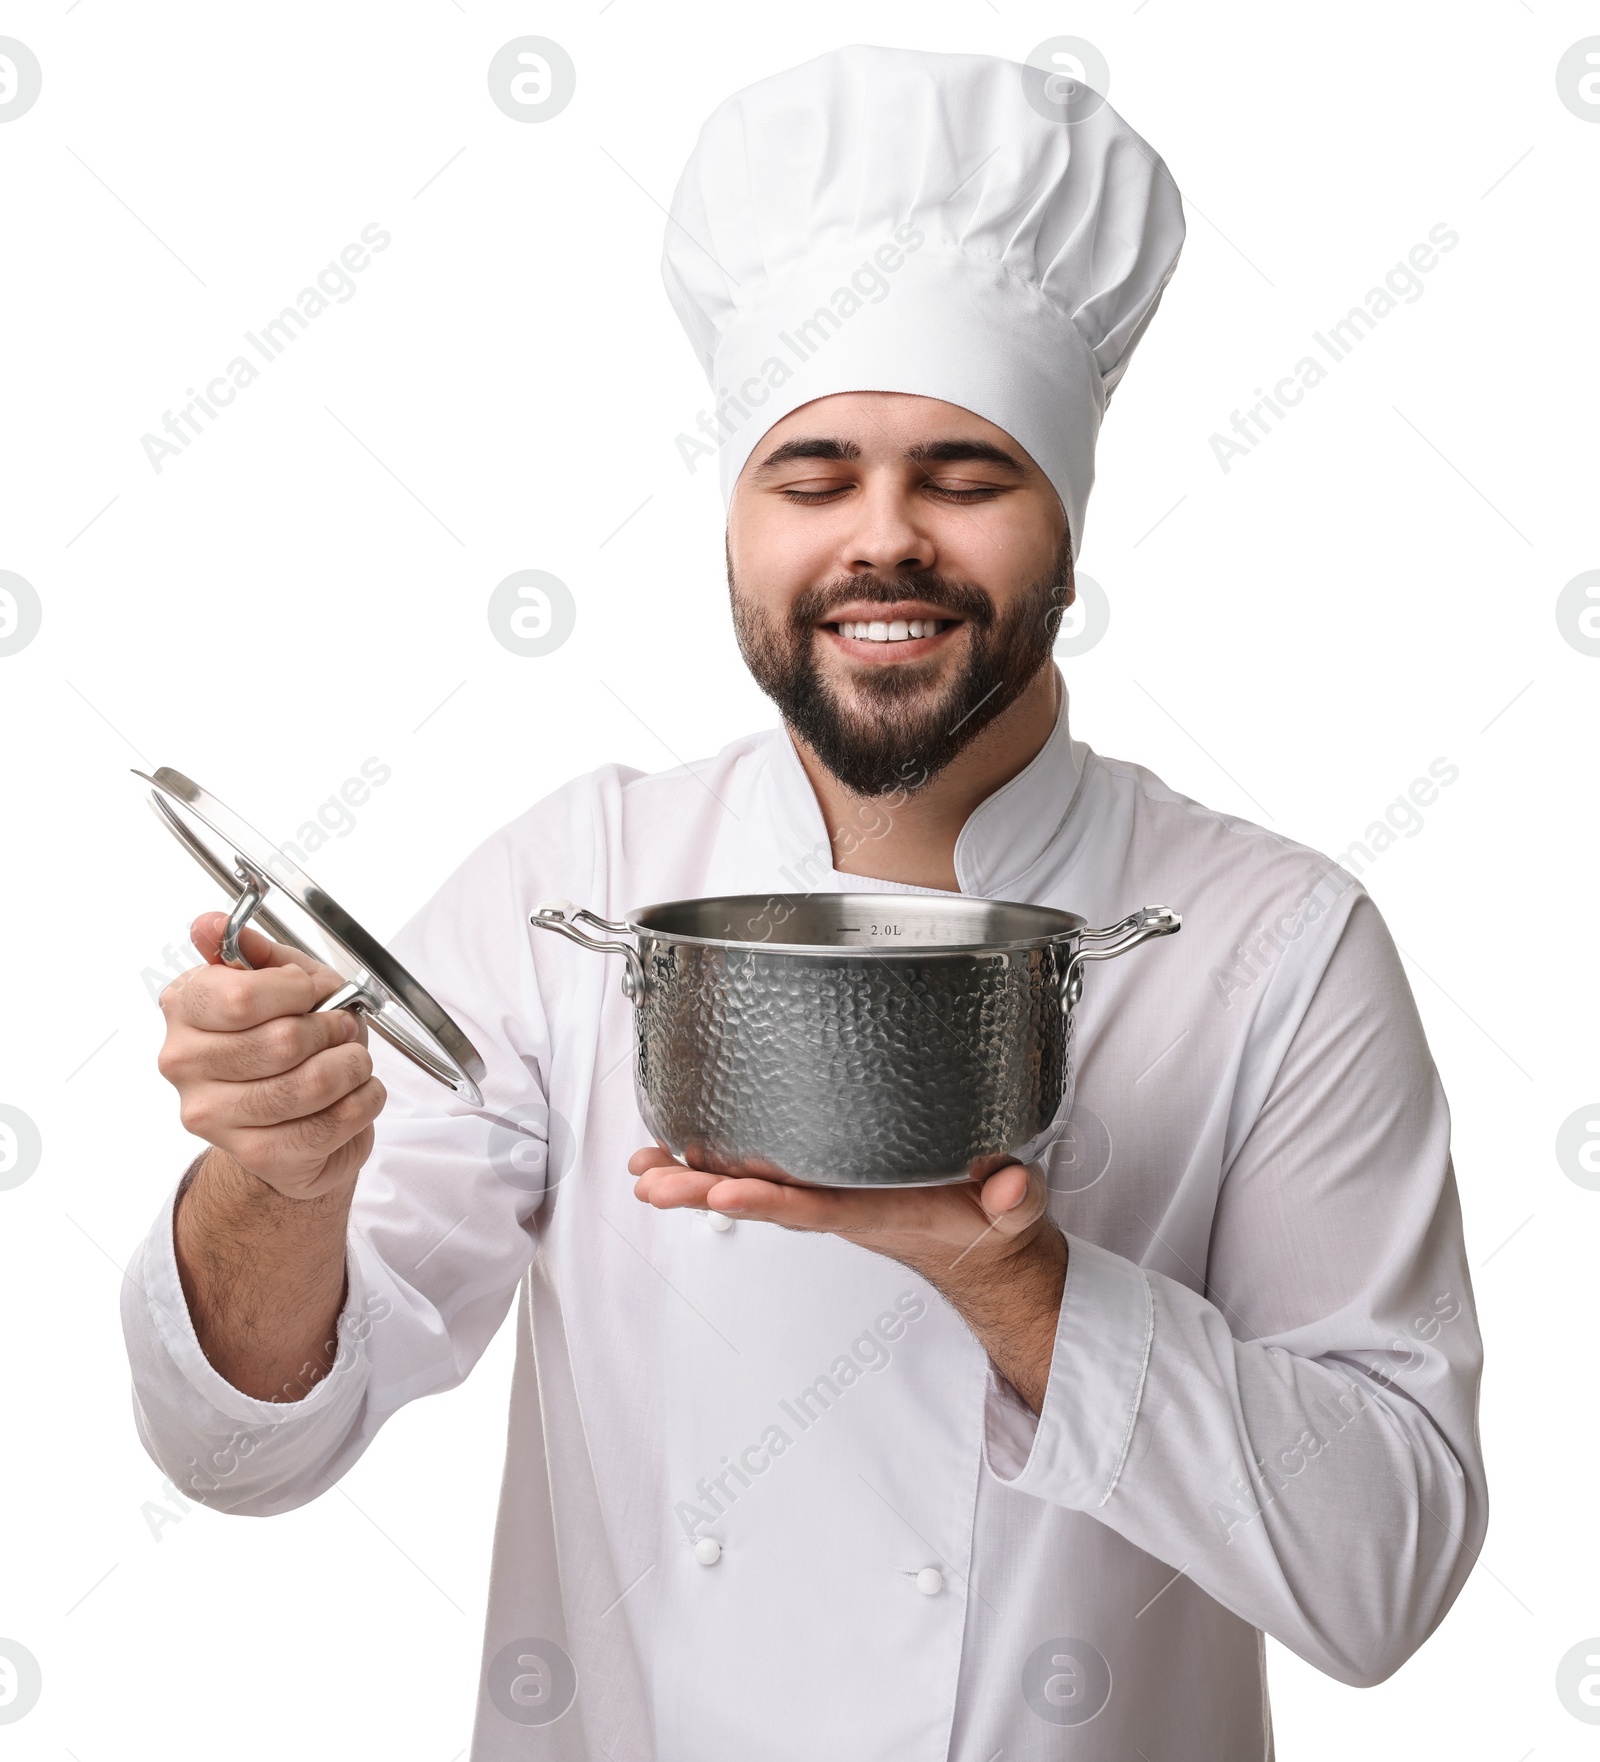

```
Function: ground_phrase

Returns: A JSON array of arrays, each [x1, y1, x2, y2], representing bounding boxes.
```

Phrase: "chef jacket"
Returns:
[[122, 669, 1487, 1760]]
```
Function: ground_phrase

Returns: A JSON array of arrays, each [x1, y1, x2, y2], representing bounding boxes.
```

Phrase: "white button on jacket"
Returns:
[[122, 673, 1487, 1761]]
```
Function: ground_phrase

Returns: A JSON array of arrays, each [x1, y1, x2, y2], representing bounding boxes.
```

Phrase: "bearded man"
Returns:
[[124, 45, 1486, 1762]]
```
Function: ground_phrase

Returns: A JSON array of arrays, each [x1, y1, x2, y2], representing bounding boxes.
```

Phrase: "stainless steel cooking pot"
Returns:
[[531, 893, 1180, 1188]]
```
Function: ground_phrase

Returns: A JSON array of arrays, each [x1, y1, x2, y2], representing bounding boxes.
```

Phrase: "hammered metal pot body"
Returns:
[[531, 893, 1180, 1190], [631, 934, 1079, 1186]]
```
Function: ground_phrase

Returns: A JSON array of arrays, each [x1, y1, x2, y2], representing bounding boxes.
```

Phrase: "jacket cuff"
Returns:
[[983, 1231, 1155, 1509]]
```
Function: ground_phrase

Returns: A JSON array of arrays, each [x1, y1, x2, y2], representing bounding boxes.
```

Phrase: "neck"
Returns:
[[789, 663, 1062, 892]]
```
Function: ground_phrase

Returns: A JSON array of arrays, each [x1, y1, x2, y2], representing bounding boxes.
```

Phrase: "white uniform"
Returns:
[[122, 677, 1487, 1760]]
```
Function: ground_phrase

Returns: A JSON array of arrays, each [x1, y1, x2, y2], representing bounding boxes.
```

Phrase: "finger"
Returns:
[[629, 1161, 823, 1221], [704, 1177, 817, 1222], [692, 1171, 1010, 1247], [977, 1162, 1048, 1235], [705, 1176, 881, 1234], [182, 1042, 374, 1137], [633, 1157, 943, 1235], [162, 959, 340, 1032], [160, 1008, 361, 1085], [626, 1143, 686, 1177], [222, 1075, 387, 1179], [189, 911, 333, 978], [632, 1164, 722, 1209], [289, 1122, 376, 1199]]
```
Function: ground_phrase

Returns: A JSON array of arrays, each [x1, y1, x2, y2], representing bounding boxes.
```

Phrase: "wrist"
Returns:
[[190, 1144, 356, 1216], [940, 1211, 1065, 1300], [930, 1219, 1067, 1413], [173, 1148, 353, 1402], [992, 1217, 1068, 1315], [174, 1147, 354, 1290]]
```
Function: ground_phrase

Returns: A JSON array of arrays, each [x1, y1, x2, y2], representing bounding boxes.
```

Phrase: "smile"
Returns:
[[831, 617, 951, 642], [821, 604, 965, 659]]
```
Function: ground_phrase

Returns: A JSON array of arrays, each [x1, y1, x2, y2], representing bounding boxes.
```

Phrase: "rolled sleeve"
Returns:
[[122, 1180, 375, 1514], [984, 889, 1487, 1688], [983, 1231, 1155, 1507]]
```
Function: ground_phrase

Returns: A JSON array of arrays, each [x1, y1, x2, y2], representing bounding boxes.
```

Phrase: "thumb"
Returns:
[[189, 910, 335, 985], [977, 1161, 1049, 1237]]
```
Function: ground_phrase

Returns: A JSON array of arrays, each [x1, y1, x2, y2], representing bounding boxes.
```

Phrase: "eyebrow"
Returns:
[[752, 437, 862, 473], [904, 438, 1025, 473], [751, 435, 1025, 476]]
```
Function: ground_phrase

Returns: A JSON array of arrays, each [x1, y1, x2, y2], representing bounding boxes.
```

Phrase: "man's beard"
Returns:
[[728, 535, 1072, 798]]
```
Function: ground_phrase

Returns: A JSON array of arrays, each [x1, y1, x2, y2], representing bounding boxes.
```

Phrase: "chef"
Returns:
[[123, 45, 1487, 1761]]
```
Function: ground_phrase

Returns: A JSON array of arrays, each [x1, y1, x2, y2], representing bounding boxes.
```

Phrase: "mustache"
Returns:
[[790, 572, 997, 630]]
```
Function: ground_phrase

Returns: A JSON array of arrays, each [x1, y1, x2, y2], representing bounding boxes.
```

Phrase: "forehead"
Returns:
[[751, 390, 1030, 461]]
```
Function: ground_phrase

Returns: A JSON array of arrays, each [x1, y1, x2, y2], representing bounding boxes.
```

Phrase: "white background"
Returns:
[[1, 2, 1596, 1756]]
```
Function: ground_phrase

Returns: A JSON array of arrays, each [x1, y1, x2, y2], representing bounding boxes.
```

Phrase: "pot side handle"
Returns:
[[1062, 905, 1181, 1007], [531, 899, 646, 1004]]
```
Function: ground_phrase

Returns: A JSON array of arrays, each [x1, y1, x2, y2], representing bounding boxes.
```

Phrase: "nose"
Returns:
[[840, 476, 936, 577]]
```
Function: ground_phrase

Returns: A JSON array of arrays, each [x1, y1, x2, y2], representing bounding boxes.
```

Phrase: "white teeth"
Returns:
[[837, 617, 946, 642]]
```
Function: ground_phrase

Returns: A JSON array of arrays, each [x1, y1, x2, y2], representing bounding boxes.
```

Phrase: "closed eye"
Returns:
[[778, 481, 1011, 505], [780, 486, 851, 503], [925, 484, 1006, 501]]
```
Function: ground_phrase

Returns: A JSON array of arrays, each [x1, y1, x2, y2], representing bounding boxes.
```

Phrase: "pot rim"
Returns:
[[622, 891, 1090, 960]]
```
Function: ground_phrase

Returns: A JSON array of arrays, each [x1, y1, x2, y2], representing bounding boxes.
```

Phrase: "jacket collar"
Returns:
[[761, 663, 1092, 899]]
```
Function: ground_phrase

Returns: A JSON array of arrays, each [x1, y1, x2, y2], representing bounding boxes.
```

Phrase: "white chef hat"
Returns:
[[662, 44, 1185, 559]]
